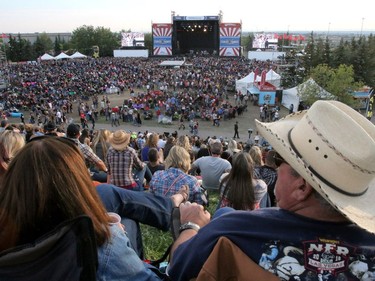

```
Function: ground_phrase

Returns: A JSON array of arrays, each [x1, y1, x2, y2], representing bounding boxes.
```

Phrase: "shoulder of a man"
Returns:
[[169, 209, 282, 280]]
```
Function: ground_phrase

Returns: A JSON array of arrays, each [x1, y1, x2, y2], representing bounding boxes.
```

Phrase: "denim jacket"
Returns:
[[97, 224, 161, 281]]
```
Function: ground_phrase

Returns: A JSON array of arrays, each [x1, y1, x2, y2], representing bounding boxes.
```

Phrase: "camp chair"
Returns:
[[0, 215, 98, 281], [191, 236, 280, 281]]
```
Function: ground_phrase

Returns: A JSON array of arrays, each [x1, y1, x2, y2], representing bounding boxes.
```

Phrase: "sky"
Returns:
[[1, 0, 374, 34]]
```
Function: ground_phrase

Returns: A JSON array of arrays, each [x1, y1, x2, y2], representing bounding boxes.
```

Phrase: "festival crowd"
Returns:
[[0, 56, 277, 129], [0, 56, 374, 281]]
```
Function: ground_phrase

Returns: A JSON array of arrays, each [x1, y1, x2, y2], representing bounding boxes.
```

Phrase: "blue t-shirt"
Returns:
[[169, 208, 375, 281]]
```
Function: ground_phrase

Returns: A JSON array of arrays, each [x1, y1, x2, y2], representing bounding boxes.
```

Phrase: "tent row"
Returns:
[[40, 52, 87, 60]]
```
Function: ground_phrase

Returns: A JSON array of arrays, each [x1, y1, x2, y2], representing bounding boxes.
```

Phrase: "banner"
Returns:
[[219, 23, 241, 57], [152, 24, 172, 56]]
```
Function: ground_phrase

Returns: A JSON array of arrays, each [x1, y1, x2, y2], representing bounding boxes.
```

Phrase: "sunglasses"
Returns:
[[273, 152, 287, 167]]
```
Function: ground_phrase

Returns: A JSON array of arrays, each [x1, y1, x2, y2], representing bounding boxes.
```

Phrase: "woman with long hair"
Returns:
[[163, 136, 175, 159], [0, 136, 177, 280], [249, 145, 264, 178], [79, 128, 91, 146], [225, 139, 241, 164], [219, 152, 267, 210], [0, 130, 25, 182], [175, 135, 194, 163], [91, 128, 111, 162]]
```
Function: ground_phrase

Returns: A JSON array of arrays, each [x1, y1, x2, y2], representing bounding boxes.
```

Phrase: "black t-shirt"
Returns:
[[147, 162, 165, 175]]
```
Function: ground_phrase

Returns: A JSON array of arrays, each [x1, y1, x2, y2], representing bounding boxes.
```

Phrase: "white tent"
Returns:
[[55, 52, 70, 60], [235, 72, 255, 95], [236, 70, 282, 95], [281, 86, 299, 112], [282, 78, 335, 112], [70, 51, 87, 59], [266, 69, 281, 88], [40, 53, 55, 60]]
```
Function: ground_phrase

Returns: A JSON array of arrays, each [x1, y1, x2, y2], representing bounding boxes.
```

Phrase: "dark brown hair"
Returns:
[[220, 152, 256, 210], [0, 137, 110, 252]]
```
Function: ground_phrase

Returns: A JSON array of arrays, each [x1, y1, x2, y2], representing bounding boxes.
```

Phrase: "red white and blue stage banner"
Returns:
[[152, 23, 173, 56], [219, 23, 241, 57]]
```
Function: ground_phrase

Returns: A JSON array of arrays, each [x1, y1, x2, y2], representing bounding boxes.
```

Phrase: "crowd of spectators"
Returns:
[[1, 98, 373, 281], [0, 56, 278, 129]]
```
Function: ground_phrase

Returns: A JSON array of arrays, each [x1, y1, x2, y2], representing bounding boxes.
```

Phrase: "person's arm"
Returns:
[[158, 148, 164, 164], [132, 149, 145, 169], [82, 144, 107, 172], [170, 202, 210, 261], [189, 161, 198, 175], [96, 159, 108, 172]]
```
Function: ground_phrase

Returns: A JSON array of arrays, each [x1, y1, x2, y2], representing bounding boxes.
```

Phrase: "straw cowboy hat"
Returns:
[[109, 130, 130, 151], [255, 100, 375, 233]]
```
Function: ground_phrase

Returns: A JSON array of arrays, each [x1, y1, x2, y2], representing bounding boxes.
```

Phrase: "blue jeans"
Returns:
[[133, 165, 152, 191], [96, 184, 173, 257], [90, 168, 107, 183]]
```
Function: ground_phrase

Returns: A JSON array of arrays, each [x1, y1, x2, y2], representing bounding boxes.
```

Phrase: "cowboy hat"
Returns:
[[109, 130, 130, 151], [255, 100, 375, 233]]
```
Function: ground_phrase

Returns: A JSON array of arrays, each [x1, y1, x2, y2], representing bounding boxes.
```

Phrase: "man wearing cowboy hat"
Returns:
[[169, 100, 375, 281], [106, 130, 150, 191]]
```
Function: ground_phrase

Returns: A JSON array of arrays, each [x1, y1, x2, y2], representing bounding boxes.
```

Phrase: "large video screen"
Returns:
[[121, 32, 145, 47], [252, 33, 278, 49]]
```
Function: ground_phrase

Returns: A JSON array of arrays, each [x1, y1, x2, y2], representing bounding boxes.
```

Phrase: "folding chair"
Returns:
[[0, 215, 98, 281]]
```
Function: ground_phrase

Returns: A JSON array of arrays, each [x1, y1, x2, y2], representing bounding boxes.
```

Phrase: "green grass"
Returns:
[[141, 190, 220, 260]]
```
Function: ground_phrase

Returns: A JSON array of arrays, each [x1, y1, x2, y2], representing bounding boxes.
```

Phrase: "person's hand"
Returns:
[[179, 202, 210, 227]]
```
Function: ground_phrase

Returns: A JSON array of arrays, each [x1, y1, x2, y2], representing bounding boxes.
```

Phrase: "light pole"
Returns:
[[327, 22, 331, 37], [247, 128, 253, 146]]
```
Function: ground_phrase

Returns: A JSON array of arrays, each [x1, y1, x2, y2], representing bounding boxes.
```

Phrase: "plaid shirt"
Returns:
[[150, 168, 203, 204], [70, 138, 102, 168], [106, 146, 144, 187]]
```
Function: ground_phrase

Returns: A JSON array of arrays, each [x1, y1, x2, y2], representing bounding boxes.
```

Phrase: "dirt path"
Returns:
[[76, 91, 289, 143], [7, 90, 289, 144]]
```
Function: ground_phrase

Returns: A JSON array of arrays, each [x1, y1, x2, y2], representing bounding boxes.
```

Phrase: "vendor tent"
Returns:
[[235, 72, 255, 95], [55, 52, 70, 60], [40, 53, 55, 60], [265, 69, 281, 88], [70, 51, 87, 59], [282, 78, 335, 112], [236, 70, 281, 95], [281, 86, 299, 112]]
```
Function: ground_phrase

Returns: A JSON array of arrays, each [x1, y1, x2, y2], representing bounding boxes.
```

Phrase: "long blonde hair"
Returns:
[[176, 135, 192, 152], [0, 130, 25, 179], [91, 129, 111, 159], [164, 146, 191, 173], [249, 145, 264, 167]]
